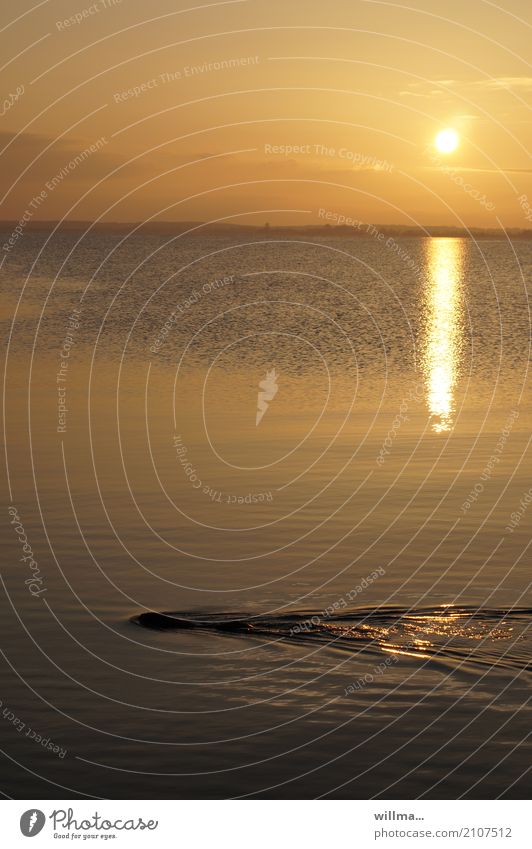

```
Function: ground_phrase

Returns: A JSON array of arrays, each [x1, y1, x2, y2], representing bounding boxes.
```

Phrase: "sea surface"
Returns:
[[1, 230, 531, 798]]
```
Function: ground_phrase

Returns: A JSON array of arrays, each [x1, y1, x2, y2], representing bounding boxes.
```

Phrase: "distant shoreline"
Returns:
[[1, 220, 531, 239]]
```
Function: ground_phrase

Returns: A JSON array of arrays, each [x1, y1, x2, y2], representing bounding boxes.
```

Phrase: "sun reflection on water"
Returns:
[[423, 238, 464, 433]]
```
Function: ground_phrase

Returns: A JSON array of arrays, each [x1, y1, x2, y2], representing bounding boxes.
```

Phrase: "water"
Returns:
[[1, 230, 531, 798], [134, 605, 532, 673]]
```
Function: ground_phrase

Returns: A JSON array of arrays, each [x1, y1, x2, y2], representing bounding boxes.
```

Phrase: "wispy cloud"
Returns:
[[401, 77, 532, 96]]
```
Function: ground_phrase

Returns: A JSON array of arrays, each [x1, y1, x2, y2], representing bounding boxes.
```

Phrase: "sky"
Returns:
[[1, 0, 531, 228]]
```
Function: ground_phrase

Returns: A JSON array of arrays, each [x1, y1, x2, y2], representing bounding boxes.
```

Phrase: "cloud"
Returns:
[[425, 166, 532, 175], [471, 77, 532, 90]]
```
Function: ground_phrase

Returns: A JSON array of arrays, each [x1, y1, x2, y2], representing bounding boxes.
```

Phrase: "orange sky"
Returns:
[[1, 0, 531, 228]]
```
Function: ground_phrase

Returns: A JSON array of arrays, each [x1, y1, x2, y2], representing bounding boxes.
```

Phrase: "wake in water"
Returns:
[[131, 605, 532, 672]]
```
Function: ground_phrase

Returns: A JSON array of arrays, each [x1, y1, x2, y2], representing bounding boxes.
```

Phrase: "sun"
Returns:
[[435, 128, 459, 154]]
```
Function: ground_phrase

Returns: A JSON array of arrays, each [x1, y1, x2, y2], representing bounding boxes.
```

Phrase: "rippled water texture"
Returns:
[[133, 606, 532, 672]]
